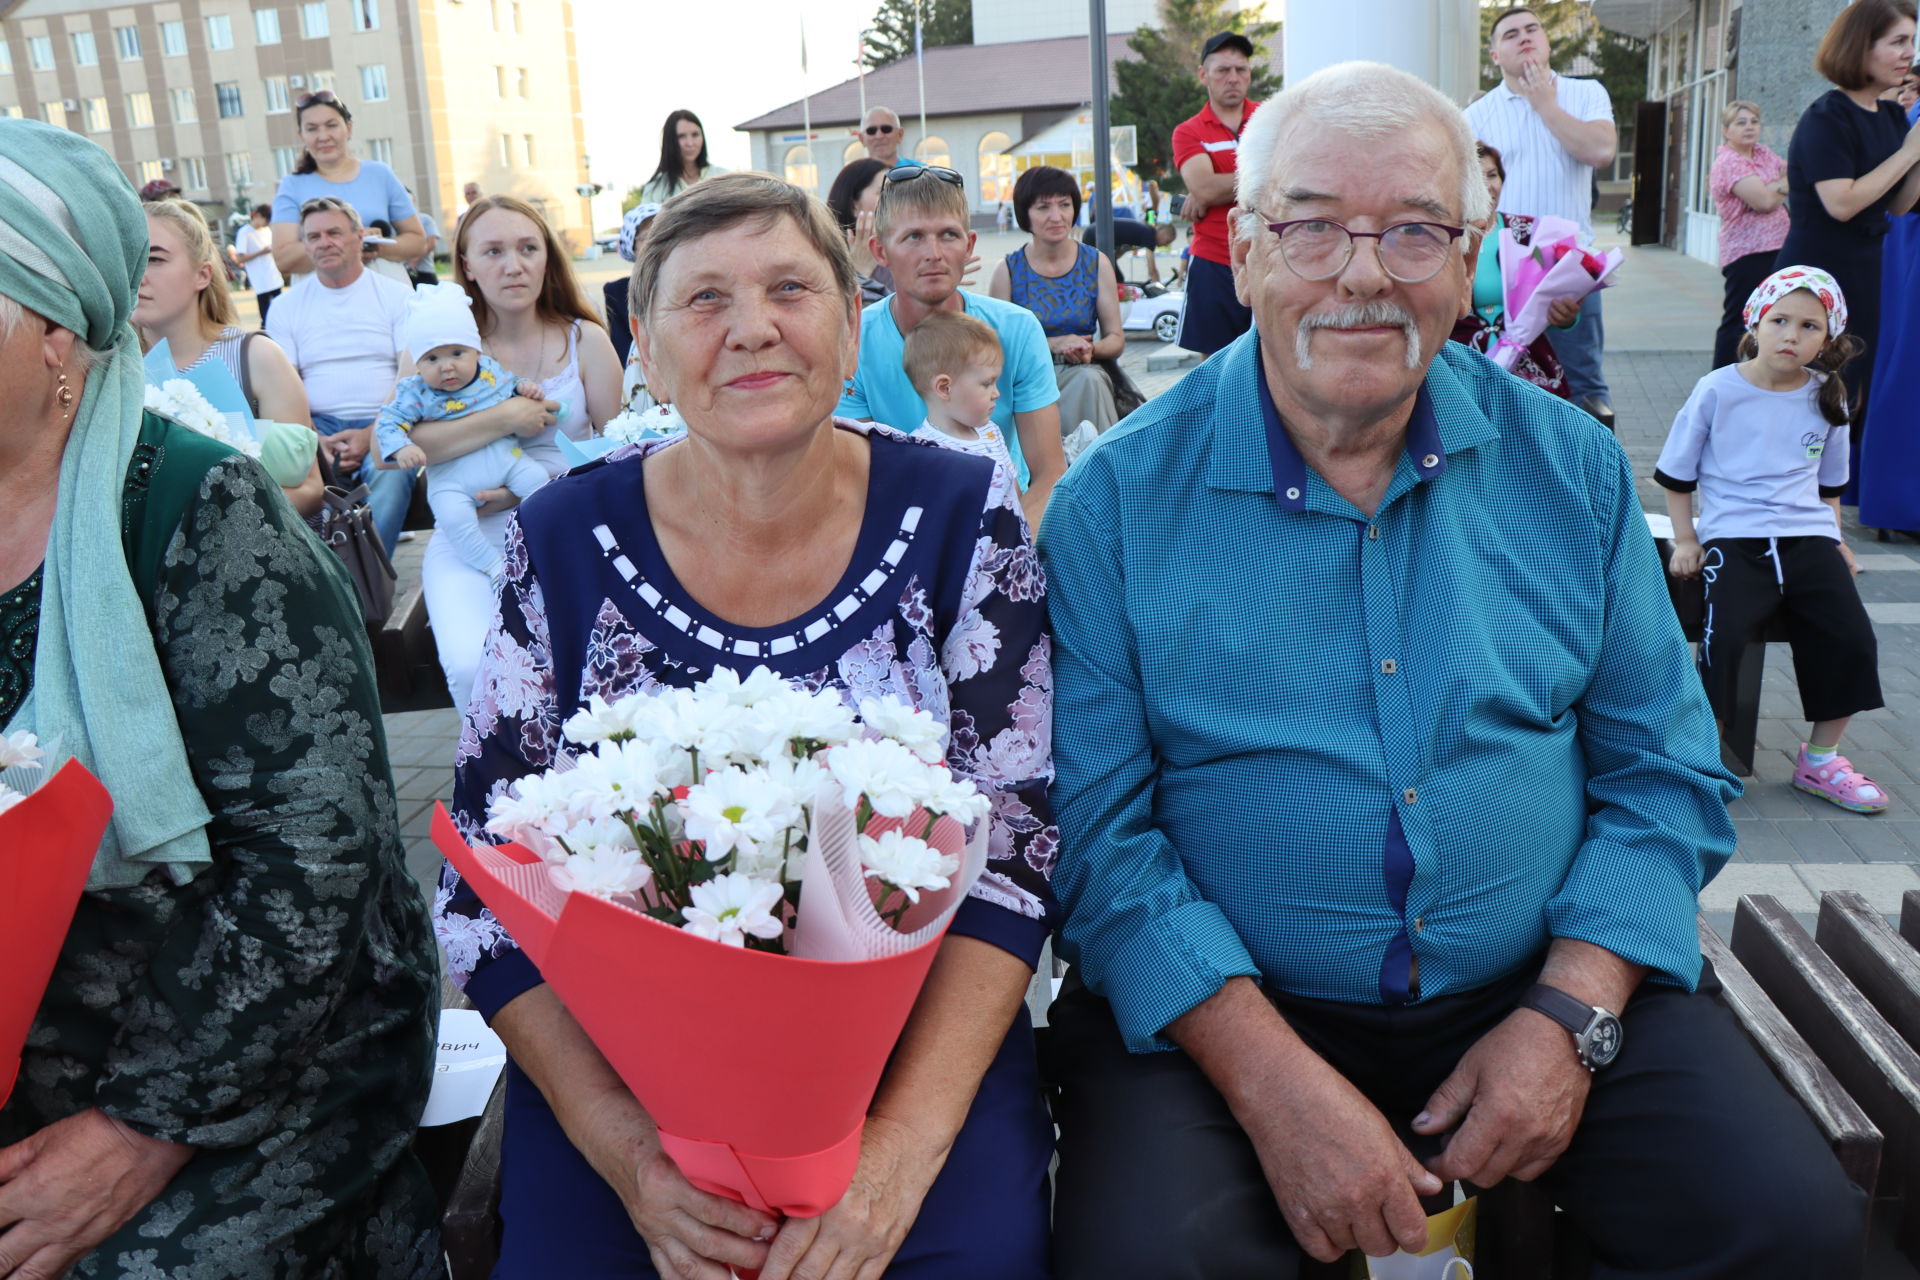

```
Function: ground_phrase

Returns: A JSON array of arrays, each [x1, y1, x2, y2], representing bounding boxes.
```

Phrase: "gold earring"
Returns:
[[55, 370, 75, 420]]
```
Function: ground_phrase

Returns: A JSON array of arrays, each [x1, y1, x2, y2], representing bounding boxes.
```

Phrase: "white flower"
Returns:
[[858, 697, 947, 763], [549, 844, 653, 899], [562, 694, 651, 746], [0, 785, 24, 817], [0, 730, 44, 771], [562, 739, 667, 821], [859, 829, 960, 904], [696, 665, 791, 709], [680, 765, 802, 864], [485, 770, 575, 856], [758, 688, 860, 754], [602, 402, 685, 445], [144, 380, 260, 456], [918, 771, 993, 827], [827, 737, 940, 819], [681, 872, 786, 947]]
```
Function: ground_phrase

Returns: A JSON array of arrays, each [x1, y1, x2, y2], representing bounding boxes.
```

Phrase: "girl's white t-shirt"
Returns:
[[1654, 364, 1849, 543]]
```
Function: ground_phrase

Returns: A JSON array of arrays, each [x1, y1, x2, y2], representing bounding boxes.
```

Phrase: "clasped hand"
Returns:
[[0, 1108, 193, 1279]]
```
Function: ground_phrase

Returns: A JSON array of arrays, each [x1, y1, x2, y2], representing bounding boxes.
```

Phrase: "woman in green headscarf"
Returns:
[[0, 121, 441, 1276]]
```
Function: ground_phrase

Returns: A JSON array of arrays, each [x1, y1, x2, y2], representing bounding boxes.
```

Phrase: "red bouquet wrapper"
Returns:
[[0, 761, 113, 1108], [433, 804, 948, 1219]]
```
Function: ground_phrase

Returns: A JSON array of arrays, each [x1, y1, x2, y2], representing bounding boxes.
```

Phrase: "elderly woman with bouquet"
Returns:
[[436, 172, 1058, 1280], [0, 120, 440, 1276]]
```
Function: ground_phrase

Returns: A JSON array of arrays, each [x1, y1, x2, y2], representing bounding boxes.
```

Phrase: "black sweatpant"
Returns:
[[1046, 966, 1864, 1280], [1699, 536, 1882, 724]]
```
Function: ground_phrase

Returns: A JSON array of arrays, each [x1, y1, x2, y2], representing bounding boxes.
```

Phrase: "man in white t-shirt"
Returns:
[[1465, 5, 1618, 423], [232, 204, 285, 323], [266, 195, 416, 550]]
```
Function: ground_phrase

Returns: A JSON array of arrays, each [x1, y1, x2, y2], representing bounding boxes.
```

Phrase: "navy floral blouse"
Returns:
[[435, 420, 1059, 1020]]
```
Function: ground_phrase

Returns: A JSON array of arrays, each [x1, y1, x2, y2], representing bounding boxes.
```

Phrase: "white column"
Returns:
[[1281, 0, 1482, 106]]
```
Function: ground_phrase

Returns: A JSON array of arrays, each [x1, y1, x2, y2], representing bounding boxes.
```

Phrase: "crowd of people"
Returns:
[[1, 3, 1911, 1276]]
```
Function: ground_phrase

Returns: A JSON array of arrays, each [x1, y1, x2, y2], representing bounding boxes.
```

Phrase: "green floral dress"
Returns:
[[0, 414, 442, 1278]]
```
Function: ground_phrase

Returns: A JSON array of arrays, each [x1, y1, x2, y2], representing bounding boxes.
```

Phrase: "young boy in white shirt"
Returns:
[[901, 309, 1020, 484]]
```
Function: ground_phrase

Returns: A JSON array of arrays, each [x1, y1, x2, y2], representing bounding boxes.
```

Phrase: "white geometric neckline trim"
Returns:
[[590, 505, 925, 659]]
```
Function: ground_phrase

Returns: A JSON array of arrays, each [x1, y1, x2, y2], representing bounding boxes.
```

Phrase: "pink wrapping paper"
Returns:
[[1494, 214, 1624, 372], [0, 761, 113, 1108]]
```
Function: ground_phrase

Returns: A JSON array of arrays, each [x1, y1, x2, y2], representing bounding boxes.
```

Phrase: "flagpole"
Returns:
[[915, 0, 927, 157], [858, 33, 868, 122], [801, 18, 813, 193]]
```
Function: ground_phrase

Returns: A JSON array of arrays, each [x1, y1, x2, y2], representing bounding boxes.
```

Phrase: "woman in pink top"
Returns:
[[1710, 101, 1792, 366]]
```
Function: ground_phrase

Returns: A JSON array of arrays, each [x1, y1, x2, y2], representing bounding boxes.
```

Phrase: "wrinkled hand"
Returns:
[[1668, 539, 1704, 579], [474, 487, 522, 517], [1414, 1009, 1591, 1187], [0, 1108, 194, 1279], [759, 1115, 942, 1280], [327, 424, 373, 472], [1546, 297, 1582, 328], [1516, 61, 1559, 111], [1239, 1057, 1442, 1262]]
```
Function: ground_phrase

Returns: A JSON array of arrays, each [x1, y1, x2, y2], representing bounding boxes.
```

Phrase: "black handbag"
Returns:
[[310, 479, 397, 626]]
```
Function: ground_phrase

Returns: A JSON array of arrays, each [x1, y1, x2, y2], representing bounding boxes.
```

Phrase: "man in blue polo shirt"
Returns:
[[854, 106, 923, 170], [839, 165, 1064, 529], [1040, 60, 1859, 1279]]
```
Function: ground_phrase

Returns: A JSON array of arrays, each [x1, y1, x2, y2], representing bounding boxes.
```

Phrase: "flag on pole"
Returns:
[[858, 33, 868, 121], [800, 16, 808, 74], [800, 17, 814, 190], [915, 0, 927, 152]]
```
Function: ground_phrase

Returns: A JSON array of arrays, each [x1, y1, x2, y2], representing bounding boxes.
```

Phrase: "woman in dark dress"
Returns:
[[437, 173, 1057, 1280], [1775, 0, 1920, 475]]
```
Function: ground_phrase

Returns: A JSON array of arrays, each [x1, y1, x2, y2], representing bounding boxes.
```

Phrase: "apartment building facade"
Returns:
[[0, 0, 591, 249]]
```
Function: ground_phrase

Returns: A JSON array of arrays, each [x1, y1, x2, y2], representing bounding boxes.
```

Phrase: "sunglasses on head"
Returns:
[[864, 123, 897, 135], [881, 165, 964, 189], [294, 88, 339, 109]]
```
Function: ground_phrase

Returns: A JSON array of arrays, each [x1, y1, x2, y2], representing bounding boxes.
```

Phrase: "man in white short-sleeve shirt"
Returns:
[[1465, 5, 1618, 420], [267, 195, 416, 551]]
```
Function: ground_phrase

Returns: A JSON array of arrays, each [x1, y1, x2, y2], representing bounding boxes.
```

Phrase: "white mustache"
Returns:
[[1296, 301, 1423, 371]]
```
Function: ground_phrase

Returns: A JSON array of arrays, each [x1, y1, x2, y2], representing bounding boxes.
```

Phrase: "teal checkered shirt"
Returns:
[[1039, 334, 1740, 1054]]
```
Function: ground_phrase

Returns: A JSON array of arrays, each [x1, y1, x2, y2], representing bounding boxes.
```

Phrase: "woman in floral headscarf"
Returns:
[[0, 119, 439, 1277]]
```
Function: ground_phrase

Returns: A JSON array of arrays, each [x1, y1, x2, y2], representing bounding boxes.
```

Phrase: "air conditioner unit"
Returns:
[[160, 158, 174, 171], [60, 99, 77, 111], [289, 74, 305, 88]]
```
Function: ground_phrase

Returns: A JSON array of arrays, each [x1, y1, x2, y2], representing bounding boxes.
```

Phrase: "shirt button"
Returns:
[[1367, 524, 1380, 541], [1403, 787, 1419, 804], [1421, 453, 1440, 469], [1380, 658, 1398, 674], [1414, 916, 1425, 932], [1285, 486, 1301, 500]]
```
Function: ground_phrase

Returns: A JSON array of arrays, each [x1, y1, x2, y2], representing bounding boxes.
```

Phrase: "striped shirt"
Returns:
[[1465, 76, 1613, 242]]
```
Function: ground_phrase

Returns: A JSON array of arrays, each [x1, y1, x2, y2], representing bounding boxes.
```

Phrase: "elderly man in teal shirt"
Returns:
[[1039, 61, 1862, 1279]]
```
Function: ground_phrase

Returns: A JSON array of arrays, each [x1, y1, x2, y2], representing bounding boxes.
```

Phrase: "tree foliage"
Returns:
[[1111, 0, 1281, 188], [1477, 0, 1647, 130], [865, 0, 974, 70]]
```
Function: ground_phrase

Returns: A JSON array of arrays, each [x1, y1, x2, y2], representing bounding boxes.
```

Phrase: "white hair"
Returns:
[[1233, 61, 1490, 248], [0, 292, 108, 377]]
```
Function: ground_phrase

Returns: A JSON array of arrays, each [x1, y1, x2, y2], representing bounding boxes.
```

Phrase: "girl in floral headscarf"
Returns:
[[1654, 265, 1891, 813]]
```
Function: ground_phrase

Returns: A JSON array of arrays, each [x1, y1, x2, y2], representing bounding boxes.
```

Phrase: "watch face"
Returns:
[[1583, 1013, 1623, 1067]]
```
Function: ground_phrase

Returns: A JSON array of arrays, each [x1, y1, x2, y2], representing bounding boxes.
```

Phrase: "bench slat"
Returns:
[[1819, 891, 1920, 1057]]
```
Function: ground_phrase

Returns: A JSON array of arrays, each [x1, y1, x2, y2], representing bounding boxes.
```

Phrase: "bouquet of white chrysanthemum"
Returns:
[[432, 668, 996, 1220], [480, 665, 989, 953], [144, 379, 261, 457], [601, 401, 686, 446], [0, 729, 44, 817]]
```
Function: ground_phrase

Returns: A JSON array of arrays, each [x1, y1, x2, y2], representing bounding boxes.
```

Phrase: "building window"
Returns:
[[27, 35, 53, 71], [255, 9, 281, 45], [71, 31, 97, 66], [521, 134, 534, 165], [359, 63, 387, 101], [170, 87, 196, 122], [206, 14, 233, 50], [914, 136, 951, 169], [227, 150, 254, 189], [82, 96, 109, 131], [977, 132, 1014, 204], [490, 0, 500, 30], [272, 145, 298, 176], [782, 145, 818, 193], [494, 65, 506, 98], [0, 107, 21, 119], [42, 101, 67, 129], [309, 69, 335, 92], [498, 134, 511, 166], [510, 2, 521, 32], [368, 136, 392, 165], [351, 0, 379, 31], [126, 91, 153, 127], [264, 75, 290, 113], [136, 159, 164, 186], [182, 156, 208, 192], [0, 42, 12, 73], [160, 21, 187, 56], [216, 81, 244, 117], [517, 67, 528, 98], [114, 25, 141, 60], [302, 3, 329, 39]]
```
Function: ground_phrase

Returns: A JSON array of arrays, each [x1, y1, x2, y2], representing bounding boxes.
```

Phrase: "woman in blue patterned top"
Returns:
[[436, 172, 1058, 1280], [989, 164, 1127, 434]]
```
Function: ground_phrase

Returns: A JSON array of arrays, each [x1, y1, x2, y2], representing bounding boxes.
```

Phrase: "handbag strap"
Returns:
[[237, 330, 262, 419]]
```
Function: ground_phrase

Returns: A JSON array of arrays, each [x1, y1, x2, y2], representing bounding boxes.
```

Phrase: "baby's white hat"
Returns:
[[404, 282, 483, 360]]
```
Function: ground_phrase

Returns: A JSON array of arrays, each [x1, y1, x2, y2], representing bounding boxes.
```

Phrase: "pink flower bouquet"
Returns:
[[435, 667, 993, 1219], [1494, 214, 1623, 372]]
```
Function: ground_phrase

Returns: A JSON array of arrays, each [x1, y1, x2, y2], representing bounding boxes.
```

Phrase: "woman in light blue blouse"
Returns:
[[268, 88, 425, 282]]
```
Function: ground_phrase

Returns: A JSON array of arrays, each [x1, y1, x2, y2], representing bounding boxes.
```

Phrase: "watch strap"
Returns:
[[1519, 982, 1597, 1036]]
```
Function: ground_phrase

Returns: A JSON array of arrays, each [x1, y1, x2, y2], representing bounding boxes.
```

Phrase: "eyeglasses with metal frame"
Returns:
[[1251, 214, 1467, 284]]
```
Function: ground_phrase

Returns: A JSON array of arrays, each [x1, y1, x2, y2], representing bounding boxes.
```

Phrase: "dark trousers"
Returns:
[[1713, 252, 1777, 369], [1699, 537, 1882, 724], [253, 286, 280, 326], [1046, 966, 1864, 1280], [1178, 254, 1253, 356]]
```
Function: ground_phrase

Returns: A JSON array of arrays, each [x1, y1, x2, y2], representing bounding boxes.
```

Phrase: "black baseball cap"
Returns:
[[1201, 31, 1255, 61]]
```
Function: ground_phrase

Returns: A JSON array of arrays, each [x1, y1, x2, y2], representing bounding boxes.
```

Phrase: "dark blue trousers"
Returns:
[[1177, 255, 1254, 356], [492, 1005, 1053, 1279]]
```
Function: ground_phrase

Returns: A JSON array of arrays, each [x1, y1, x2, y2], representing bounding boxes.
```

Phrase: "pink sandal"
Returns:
[[1793, 746, 1890, 814]]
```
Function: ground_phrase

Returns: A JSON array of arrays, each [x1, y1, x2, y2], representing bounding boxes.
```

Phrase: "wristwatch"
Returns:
[[1518, 983, 1624, 1071]]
